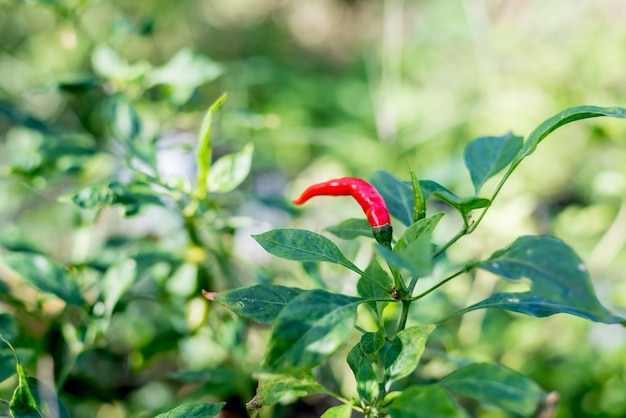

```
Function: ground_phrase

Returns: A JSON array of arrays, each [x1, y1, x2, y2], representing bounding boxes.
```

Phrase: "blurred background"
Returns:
[[1, 0, 626, 417]]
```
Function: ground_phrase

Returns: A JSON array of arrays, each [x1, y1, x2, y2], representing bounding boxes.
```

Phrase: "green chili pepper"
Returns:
[[410, 169, 426, 222]]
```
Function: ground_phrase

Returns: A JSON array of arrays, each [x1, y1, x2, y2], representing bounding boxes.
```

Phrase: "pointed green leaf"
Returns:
[[321, 404, 353, 418], [262, 290, 363, 373], [2, 336, 41, 418], [214, 284, 304, 324], [519, 105, 626, 159], [105, 95, 142, 142], [1, 252, 83, 306], [431, 190, 490, 223], [347, 343, 379, 401], [410, 169, 426, 222], [462, 293, 625, 324], [360, 329, 385, 356], [475, 236, 624, 323], [357, 258, 393, 319], [26, 376, 71, 418], [195, 93, 227, 200], [253, 229, 364, 275], [154, 402, 226, 418], [207, 143, 254, 193], [387, 385, 468, 418], [464, 133, 523, 194], [325, 218, 373, 240], [383, 325, 435, 384], [441, 362, 544, 417], [0, 348, 34, 383], [65, 180, 165, 216], [377, 233, 434, 278], [394, 213, 444, 253], [370, 171, 414, 226], [101, 259, 137, 318], [148, 48, 223, 105], [257, 371, 334, 405]]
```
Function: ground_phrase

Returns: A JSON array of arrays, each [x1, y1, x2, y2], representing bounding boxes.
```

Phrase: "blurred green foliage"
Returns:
[[1, 0, 626, 417]]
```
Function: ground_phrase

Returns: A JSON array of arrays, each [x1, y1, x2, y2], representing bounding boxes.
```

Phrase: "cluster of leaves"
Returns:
[[210, 106, 626, 417], [0, 93, 255, 417]]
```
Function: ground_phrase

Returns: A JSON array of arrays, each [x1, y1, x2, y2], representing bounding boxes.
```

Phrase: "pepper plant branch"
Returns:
[[410, 265, 474, 302]]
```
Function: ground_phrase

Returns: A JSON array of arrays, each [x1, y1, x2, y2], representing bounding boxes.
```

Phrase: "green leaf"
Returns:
[[207, 143, 254, 193], [431, 190, 490, 224], [154, 402, 226, 418], [360, 329, 385, 356], [26, 376, 71, 418], [195, 93, 227, 200], [410, 169, 426, 222], [394, 213, 444, 253], [464, 133, 523, 194], [376, 235, 433, 278], [257, 371, 334, 405], [357, 258, 393, 319], [321, 404, 353, 418], [262, 290, 363, 373], [101, 259, 137, 318], [519, 105, 626, 159], [1, 252, 83, 306], [214, 284, 304, 324], [253, 229, 365, 275], [387, 385, 468, 418], [370, 171, 414, 227], [383, 325, 435, 384], [2, 336, 41, 418], [347, 338, 379, 400], [65, 181, 164, 216], [0, 348, 33, 383], [474, 235, 624, 324], [105, 95, 142, 142], [148, 48, 223, 105], [325, 218, 373, 240], [440, 362, 544, 417]]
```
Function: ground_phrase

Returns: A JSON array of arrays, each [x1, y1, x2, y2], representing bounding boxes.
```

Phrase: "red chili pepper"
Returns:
[[292, 177, 393, 246]]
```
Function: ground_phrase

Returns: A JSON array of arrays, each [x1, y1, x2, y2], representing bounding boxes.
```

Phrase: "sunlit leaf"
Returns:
[[321, 404, 353, 418], [148, 48, 223, 105], [387, 384, 468, 418], [440, 362, 544, 416], [257, 371, 334, 405], [0, 253, 83, 306], [383, 325, 435, 384], [261, 290, 364, 373], [519, 105, 626, 159], [376, 235, 433, 278], [101, 259, 137, 317], [253, 229, 364, 275], [195, 93, 227, 200], [207, 143, 254, 193], [394, 213, 444, 253], [153, 402, 225, 418], [464, 133, 523, 194], [214, 284, 304, 324]]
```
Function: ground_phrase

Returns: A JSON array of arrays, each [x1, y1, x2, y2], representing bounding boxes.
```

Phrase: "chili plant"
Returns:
[[0, 93, 254, 417], [207, 106, 626, 418]]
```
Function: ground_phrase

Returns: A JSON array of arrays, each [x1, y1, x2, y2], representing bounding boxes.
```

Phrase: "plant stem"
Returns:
[[410, 265, 473, 302], [397, 299, 411, 332]]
